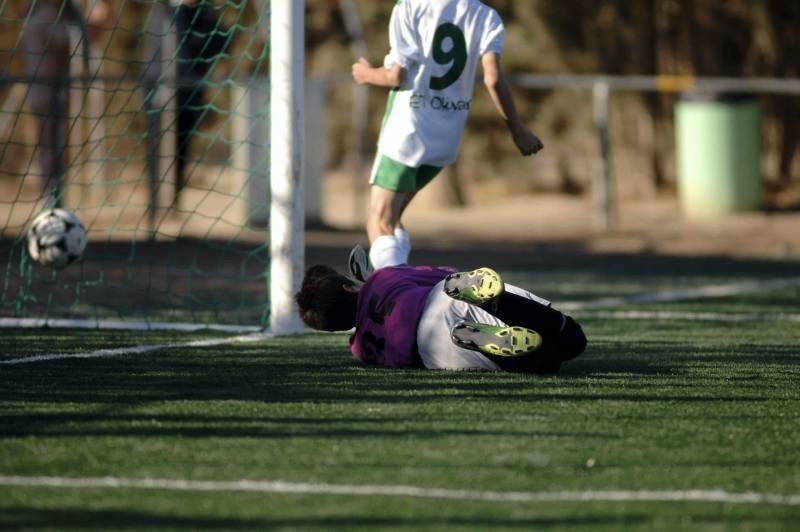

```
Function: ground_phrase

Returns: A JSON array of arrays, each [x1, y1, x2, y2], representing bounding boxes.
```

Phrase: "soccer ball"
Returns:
[[26, 208, 87, 269]]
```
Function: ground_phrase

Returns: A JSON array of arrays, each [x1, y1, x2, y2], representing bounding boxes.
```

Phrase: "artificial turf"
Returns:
[[1, 302, 799, 530]]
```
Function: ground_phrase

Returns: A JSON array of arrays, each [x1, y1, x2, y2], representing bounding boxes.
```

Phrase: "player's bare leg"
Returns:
[[367, 186, 416, 268], [366, 186, 415, 242]]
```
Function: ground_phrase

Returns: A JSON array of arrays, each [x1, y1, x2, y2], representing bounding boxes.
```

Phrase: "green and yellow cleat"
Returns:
[[443, 267, 504, 307], [450, 320, 542, 358]]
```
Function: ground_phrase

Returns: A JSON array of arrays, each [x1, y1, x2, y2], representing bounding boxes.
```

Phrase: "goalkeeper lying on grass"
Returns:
[[295, 261, 586, 373]]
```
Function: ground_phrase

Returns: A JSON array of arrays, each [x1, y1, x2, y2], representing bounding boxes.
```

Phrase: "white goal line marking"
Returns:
[[0, 318, 262, 333], [0, 475, 798, 506], [4, 276, 799, 365], [575, 310, 800, 322], [0, 332, 272, 365], [558, 277, 800, 311]]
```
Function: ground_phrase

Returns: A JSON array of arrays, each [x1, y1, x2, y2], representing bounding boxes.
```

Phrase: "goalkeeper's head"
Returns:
[[295, 265, 360, 331]]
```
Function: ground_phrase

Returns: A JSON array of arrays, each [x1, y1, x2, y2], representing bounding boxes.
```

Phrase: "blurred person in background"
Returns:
[[20, 0, 99, 208], [172, 0, 229, 207]]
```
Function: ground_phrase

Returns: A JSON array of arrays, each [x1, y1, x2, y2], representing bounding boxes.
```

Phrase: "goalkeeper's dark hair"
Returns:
[[295, 265, 358, 332]]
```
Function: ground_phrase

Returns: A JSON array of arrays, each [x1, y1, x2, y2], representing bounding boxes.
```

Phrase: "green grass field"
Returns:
[[2, 259, 800, 530]]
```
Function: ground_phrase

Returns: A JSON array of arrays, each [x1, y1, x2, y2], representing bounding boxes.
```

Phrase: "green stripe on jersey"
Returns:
[[379, 89, 398, 133]]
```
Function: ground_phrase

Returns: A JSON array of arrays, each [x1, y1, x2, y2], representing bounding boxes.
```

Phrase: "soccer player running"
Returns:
[[351, 0, 544, 271], [296, 265, 586, 373]]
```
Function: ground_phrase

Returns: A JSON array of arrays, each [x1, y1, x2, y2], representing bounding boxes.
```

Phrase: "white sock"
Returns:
[[369, 235, 407, 269], [394, 227, 411, 264]]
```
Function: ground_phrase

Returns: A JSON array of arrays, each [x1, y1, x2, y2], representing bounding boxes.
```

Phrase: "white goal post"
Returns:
[[269, 0, 305, 335]]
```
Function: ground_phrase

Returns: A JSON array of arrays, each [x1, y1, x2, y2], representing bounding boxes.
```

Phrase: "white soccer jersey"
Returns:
[[378, 0, 505, 167]]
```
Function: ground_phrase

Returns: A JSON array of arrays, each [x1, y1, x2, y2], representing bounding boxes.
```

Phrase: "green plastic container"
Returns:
[[675, 92, 762, 219]]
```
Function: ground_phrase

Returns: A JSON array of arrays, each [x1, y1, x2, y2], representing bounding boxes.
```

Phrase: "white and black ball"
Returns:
[[26, 208, 87, 269]]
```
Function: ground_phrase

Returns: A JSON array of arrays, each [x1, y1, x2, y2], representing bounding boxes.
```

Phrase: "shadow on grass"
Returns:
[[0, 506, 658, 530], [0, 351, 760, 407], [3, 505, 795, 529], [0, 418, 621, 440], [1, 329, 781, 440]]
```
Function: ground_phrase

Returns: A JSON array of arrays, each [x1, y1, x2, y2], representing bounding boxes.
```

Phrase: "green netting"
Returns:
[[0, 0, 271, 327]]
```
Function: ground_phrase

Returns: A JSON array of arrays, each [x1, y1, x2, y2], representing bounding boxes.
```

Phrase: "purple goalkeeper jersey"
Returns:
[[349, 265, 454, 368]]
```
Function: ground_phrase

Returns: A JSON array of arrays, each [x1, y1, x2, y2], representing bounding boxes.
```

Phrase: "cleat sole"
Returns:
[[444, 267, 504, 306], [451, 321, 542, 358]]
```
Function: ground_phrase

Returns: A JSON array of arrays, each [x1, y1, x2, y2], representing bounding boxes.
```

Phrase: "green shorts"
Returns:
[[370, 155, 443, 193]]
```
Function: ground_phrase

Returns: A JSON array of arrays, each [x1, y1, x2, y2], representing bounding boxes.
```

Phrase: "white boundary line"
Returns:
[[0, 475, 798, 506], [3, 277, 799, 332], [4, 276, 800, 364], [558, 277, 800, 311], [0, 332, 273, 365], [575, 310, 800, 322], [0, 318, 262, 333]]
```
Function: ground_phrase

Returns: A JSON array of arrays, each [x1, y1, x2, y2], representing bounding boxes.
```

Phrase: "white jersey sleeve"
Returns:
[[478, 8, 504, 55], [384, 1, 422, 70]]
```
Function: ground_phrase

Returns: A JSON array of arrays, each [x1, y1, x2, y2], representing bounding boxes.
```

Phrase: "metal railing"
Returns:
[[508, 74, 800, 229], [4, 69, 799, 231]]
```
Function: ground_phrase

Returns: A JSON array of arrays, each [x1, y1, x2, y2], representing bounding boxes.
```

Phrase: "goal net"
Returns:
[[0, 0, 304, 332]]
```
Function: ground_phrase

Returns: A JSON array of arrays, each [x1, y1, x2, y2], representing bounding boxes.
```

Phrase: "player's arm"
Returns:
[[481, 52, 543, 156], [352, 58, 406, 89]]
